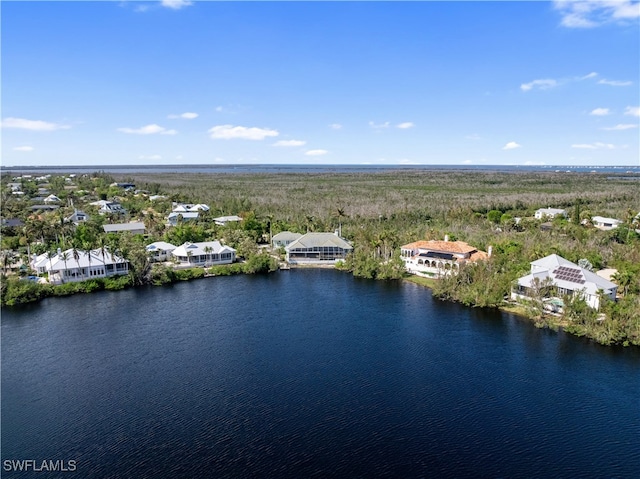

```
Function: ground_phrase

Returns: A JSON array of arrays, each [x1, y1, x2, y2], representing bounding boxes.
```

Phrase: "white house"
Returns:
[[167, 211, 200, 226], [272, 231, 303, 249], [65, 209, 89, 224], [285, 232, 352, 264], [171, 241, 236, 266], [146, 241, 177, 262], [214, 215, 243, 226], [401, 238, 489, 278], [511, 254, 617, 310], [103, 222, 146, 235], [591, 216, 622, 231], [90, 200, 126, 215], [534, 208, 567, 220], [31, 248, 129, 284], [172, 203, 210, 213]]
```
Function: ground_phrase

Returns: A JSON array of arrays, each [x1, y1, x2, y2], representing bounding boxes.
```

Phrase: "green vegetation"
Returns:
[[2, 169, 639, 346]]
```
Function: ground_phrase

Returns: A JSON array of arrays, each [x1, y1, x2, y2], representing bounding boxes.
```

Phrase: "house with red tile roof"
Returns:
[[400, 237, 490, 278]]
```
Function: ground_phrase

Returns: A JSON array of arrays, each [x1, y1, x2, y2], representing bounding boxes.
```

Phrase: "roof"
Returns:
[[286, 232, 352, 250], [592, 216, 622, 224], [168, 212, 199, 220], [32, 248, 127, 271], [214, 215, 243, 223], [103, 222, 146, 233], [1, 218, 24, 228], [518, 254, 617, 296], [536, 208, 566, 215], [401, 240, 479, 255], [172, 241, 235, 257], [146, 241, 177, 252], [272, 231, 303, 242]]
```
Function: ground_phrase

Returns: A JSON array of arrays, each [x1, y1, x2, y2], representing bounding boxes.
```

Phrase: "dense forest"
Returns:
[[1, 169, 639, 346]]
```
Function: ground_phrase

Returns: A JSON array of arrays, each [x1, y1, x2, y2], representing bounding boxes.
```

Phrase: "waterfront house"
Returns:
[[534, 208, 567, 220], [214, 215, 243, 226], [272, 231, 303, 249], [103, 222, 146, 235], [400, 237, 489, 278], [591, 216, 622, 231], [285, 232, 352, 264], [511, 254, 617, 310], [171, 241, 236, 266], [146, 242, 177, 262], [31, 248, 129, 284]]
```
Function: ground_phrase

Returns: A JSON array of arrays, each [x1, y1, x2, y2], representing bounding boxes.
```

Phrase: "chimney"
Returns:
[[444, 234, 449, 242], [487, 245, 492, 258]]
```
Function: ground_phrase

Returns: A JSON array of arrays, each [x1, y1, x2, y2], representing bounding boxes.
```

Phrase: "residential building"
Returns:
[[591, 216, 622, 230], [272, 231, 303, 249], [400, 238, 489, 278], [146, 242, 177, 262], [534, 208, 567, 220], [65, 210, 89, 224], [171, 241, 236, 266], [103, 222, 146, 235], [214, 215, 243, 226], [90, 200, 126, 215], [31, 248, 129, 284], [511, 254, 617, 310], [167, 211, 200, 226], [172, 203, 210, 213], [285, 232, 353, 264]]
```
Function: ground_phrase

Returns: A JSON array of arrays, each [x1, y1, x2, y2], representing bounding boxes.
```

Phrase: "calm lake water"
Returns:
[[2, 270, 639, 478]]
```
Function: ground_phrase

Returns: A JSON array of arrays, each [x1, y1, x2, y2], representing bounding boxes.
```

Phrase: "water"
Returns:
[[2, 270, 639, 478], [2, 163, 640, 175]]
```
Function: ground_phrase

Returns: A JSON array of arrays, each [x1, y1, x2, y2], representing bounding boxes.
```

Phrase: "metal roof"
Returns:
[[286, 233, 352, 250]]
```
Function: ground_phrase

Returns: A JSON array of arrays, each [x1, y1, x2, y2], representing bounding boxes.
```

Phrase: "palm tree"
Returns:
[[60, 251, 70, 283], [71, 243, 81, 281], [335, 206, 345, 237], [203, 246, 213, 265]]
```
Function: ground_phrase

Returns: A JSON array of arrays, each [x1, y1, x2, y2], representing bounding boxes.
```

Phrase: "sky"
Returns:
[[1, 0, 639, 167]]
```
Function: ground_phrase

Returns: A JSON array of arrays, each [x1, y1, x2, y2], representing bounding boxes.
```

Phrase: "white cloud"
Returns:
[[462, 159, 473, 165], [273, 140, 306, 147], [601, 124, 638, 131], [208, 125, 278, 140], [590, 108, 610, 116], [369, 121, 390, 129], [168, 112, 198, 119], [397, 159, 420, 165], [1, 117, 71, 131], [305, 149, 328, 156], [598, 79, 633, 86], [329, 123, 342, 130], [553, 0, 640, 28], [625, 106, 640, 117], [13, 146, 34, 152], [520, 79, 558, 91], [502, 141, 522, 150], [571, 142, 616, 149], [521, 72, 601, 92], [138, 154, 163, 160], [117, 124, 177, 135], [161, 0, 193, 10], [465, 133, 482, 140], [397, 122, 415, 129]]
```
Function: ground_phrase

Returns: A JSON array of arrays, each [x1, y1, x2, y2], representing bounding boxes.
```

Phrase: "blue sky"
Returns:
[[2, 0, 639, 166]]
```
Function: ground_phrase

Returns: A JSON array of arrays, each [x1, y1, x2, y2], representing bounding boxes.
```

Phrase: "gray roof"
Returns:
[[272, 231, 303, 242], [103, 222, 146, 233], [286, 232, 352, 250]]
